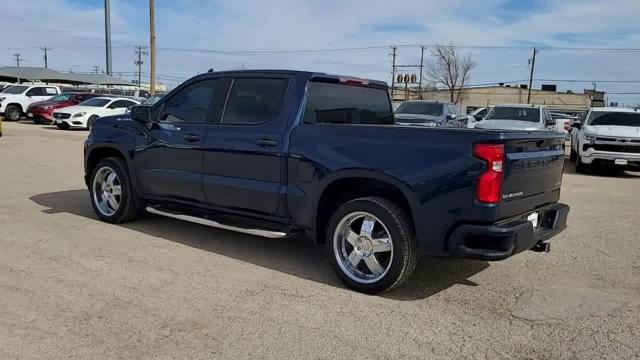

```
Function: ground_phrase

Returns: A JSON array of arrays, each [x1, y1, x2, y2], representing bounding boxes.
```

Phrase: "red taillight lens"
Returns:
[[473, 143, 505, 204]]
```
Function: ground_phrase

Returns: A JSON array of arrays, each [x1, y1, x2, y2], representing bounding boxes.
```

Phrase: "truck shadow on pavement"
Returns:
[[30, 189, 489, 301]]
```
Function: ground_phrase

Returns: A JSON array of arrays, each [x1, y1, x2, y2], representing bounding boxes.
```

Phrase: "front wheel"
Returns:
[[87, 115, 99, 130], [327, 197, 418, 294], [4, 105, 21, 121], [575, 154, 590, 173], [89, 157, 142, 223]]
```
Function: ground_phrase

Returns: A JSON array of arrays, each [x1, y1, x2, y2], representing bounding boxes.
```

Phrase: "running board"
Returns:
[[145, 206, 288, 239]]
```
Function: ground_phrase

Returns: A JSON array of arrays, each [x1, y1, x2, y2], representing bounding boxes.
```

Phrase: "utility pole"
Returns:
[[149, 0, 157, 95], [41, 47, 51, 68], [13, 53, 22, 67], [93, 65, 102, 74], [418, 46, 425, 99], [104, 0, 113, 75], [390, 46, 397, 101], [526, 47, 537, 104], [134, 45, 147, 86]]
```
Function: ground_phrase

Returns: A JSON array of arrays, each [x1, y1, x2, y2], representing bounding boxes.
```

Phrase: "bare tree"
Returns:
[[426, 44, 476, 104]]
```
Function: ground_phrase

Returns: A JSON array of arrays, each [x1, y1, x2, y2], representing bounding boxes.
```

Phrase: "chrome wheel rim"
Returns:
[[333, 212, 393, 284], [92, 166, 121, 216]]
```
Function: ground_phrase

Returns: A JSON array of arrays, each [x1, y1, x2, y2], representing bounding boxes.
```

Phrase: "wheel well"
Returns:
[[315, 178, 414, 244], [5, 103, 23, 112], [86, 147, 126, 184]]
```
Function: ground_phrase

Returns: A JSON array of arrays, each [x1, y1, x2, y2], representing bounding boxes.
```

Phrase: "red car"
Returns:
[[27, 92, 99, 124]]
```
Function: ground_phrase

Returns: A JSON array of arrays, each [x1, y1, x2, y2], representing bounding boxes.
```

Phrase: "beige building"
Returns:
[[393, 85, 604, 112]]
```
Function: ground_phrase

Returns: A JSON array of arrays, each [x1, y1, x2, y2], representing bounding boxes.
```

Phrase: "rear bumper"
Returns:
[[447, 203, 569, 261]]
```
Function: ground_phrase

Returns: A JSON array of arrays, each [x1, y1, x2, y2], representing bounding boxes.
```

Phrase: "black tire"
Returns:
[[4, 105, 21, 121], [89, 157, 142, 223], [575, 154, 589, 173], [326, 197, 418, 294], [87, 115, 99, 130], [57, 122, 70, 130], [569, 148, 577, 162]]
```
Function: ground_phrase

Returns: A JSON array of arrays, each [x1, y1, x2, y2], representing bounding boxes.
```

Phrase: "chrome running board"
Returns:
[[146, 206, 288, 239]]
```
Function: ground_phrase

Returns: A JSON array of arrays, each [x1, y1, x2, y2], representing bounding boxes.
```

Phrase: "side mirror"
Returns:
[[545, 118, 556, 127], [130, 105, 152, 124], [447, 114, 456, 120], [474, 115, 483, 121], [572, 121, 582, 130]]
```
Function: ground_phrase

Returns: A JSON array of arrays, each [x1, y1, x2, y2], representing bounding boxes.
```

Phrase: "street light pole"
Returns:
[[104, 0, 113, 75], [149, 0, 157, 95]]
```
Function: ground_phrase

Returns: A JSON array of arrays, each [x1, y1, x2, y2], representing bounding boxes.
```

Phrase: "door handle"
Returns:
[[183, 134, 201, 142], [256, 138, 278, 147]]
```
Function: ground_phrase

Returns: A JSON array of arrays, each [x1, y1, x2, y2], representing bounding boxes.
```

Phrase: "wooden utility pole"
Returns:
[[526, 47, 537, 104], [149, 0, 157, 95], [13, 53, 21, 67], [41, 47, 51, 68], [390, 46, 397, 101], [134, 45, 147, 86]]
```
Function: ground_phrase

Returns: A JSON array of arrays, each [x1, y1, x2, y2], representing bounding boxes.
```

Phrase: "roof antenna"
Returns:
[[207, 68, 214, 73]]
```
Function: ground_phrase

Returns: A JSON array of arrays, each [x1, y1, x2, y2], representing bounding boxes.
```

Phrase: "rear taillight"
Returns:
[[473, 143, 505, 204]]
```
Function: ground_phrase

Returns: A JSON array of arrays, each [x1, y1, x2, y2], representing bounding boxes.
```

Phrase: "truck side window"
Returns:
[[26, 87, 45, 96], [161, 79, 222, 123], [221, 78, 288, 125], [304, 82, 393, 125]]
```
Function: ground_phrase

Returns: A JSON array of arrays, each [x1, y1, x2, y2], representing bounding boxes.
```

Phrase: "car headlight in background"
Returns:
[[72, 112, 87, 118], [44, 106, 53, 110]]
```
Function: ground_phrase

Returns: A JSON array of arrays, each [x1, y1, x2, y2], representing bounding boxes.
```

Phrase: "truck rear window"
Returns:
[[303, 82, 393, 125]]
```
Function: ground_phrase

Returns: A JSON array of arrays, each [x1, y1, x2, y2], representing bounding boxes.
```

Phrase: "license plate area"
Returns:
[[615, 159, 628, 166]]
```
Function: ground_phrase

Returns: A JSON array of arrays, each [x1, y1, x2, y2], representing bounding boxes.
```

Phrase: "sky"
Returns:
[[3, 0, 640, 105]]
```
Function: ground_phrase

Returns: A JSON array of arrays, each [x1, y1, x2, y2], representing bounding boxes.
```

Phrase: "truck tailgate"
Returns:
[[499, 133, 565, 219]]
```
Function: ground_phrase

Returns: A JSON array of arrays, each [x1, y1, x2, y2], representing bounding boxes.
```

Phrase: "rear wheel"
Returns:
[[89, 157, 142, 223], [327, 197, 418, 294], [4, 105, 21, 121]]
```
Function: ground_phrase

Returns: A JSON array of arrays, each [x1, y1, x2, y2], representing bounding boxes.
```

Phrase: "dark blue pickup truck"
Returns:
[[84, 70, 569, 293]]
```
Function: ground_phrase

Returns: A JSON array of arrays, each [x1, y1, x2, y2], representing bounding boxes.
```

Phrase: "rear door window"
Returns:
[[221, 78, 288, 125], [304, 82, 393, 125]]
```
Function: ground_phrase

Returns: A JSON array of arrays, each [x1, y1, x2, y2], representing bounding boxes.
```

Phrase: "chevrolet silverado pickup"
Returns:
[[84, 70, 569, 294]]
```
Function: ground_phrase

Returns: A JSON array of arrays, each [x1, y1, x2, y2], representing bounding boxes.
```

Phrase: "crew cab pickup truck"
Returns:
[[0, 84, 61, 121], [84, 70, 569, 294], [570, 107, 640, 172]]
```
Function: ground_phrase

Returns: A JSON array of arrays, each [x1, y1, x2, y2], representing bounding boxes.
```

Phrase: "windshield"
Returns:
[[79, 98, 111, 107], [2, 85, 29, 94], [396, 102, 443, 116], [48, 94, 73, 102], [485, 107, 540, 122], [588, 112, 640, 127]]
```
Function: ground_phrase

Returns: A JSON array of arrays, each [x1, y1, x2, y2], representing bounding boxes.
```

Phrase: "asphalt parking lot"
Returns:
[[0, 121, 639, 359]]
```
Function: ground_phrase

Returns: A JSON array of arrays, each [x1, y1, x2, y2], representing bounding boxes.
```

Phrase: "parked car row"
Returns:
[[0, 84, 165, 130]]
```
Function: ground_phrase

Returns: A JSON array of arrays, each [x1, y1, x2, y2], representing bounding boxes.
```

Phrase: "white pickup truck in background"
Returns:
[[570, 107, 640, 173], [0, 84, 61, 121]]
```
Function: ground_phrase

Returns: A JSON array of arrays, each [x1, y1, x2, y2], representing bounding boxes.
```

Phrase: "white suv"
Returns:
[[0, 84, 61, 121], [570, 107, 640, 172]]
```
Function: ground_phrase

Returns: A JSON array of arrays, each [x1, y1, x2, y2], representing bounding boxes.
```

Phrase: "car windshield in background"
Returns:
[[396, 102, 443, 116], [2, 85, 29, 94], [486, 107, 540, 122], [588, 112, 640, 127], [303, 82, 393, 125], [142, 94, 165, 106], [49, 94, 73, 102], [79, 98, 111, 107]]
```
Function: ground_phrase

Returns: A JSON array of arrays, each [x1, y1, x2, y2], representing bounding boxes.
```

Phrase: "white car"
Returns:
[[52, 97, 140, 130], [466, 107, 490, 128], [0, 84, 61, 121], [570, 107, 640, 173]]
